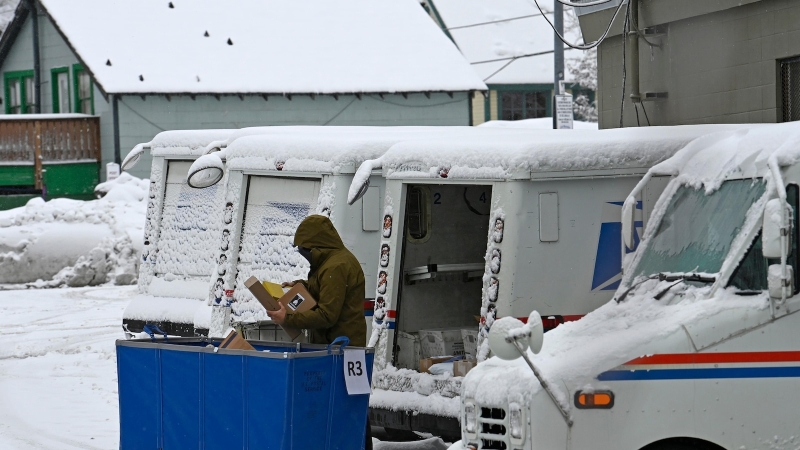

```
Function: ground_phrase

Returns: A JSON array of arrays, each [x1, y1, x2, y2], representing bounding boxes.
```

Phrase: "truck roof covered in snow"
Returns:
[[378, 124, 758, 180], [149, 129, 239, 156], [39, 0, 486, 95], [223, 127, 514, 174], [648, 122, 800, 188]]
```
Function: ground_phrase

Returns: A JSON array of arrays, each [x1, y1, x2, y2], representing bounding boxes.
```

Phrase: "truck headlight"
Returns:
[[464, 401, 477, 437], [509, 402, 525, 442]]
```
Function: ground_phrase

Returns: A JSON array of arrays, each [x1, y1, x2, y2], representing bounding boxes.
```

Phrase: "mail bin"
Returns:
[[116, 337, 373, 450]]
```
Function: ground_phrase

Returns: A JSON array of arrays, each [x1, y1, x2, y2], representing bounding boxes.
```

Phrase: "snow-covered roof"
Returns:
[[223, 126, 509, 174], [648, 122, 800, 188], [148, 129, 238, 156], [377, 124, 756, 180], [38, 0, 486, 95], [0, 113, 93, 120], [430, 0, 581, 84]]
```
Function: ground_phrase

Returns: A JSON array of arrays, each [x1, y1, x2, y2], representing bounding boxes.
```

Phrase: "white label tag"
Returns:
[[343, 349, 371, 395]]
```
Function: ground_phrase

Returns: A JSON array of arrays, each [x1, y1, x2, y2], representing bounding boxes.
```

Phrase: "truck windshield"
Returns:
[[633, 179, 766, 279]]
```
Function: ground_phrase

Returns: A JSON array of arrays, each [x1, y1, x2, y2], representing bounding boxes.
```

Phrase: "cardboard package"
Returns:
[[461, 328, 479, 359], [244, 276, 317, 341], [453, 359, 477, 377], [419, 356, 453, 374], [219, 330, 256, 351], [418, 328, 465, 358]]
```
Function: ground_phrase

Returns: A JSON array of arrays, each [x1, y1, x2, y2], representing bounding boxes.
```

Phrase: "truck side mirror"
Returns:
[[621, 196, 636, 250], [763, 198, 791, 258], [121, 143, 147, 171], [768, 265, 793, 299], [187, 153, 225, 189]]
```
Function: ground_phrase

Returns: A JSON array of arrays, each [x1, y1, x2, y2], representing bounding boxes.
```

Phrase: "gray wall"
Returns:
[[588, 0, 800, 128], [0, 11, 471, 181]]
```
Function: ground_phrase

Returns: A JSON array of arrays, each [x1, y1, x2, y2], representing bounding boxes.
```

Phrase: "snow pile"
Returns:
[[40, 0, 485, 94], [379, 124, 758, 180], [0, 173, 147, 286], [148, 129, 238, 157]]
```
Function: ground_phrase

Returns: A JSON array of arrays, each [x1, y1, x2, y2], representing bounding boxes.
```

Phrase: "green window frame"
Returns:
[[3, 69, 34, 114], [51, 66, 70, 113], [72, 63, 94, 115]]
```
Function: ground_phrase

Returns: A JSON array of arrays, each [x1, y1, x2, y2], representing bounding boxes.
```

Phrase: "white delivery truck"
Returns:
[[450, 122, 800, 450], [124, 126, 510, 338], [347, 124, 749, 439]]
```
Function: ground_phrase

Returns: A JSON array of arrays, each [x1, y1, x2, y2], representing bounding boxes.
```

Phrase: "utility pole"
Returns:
[[554, 1, 564, 97]]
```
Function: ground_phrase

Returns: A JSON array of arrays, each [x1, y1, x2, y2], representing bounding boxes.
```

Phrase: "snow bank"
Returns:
[[0, 173, 147, 286], [371, 389, 461, 419]]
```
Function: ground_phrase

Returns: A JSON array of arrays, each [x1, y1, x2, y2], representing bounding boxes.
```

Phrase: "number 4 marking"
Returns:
[[480, 192, 487, 203]]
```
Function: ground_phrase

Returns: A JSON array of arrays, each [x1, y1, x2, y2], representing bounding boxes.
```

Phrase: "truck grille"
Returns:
[[476, 406, 509, 449]]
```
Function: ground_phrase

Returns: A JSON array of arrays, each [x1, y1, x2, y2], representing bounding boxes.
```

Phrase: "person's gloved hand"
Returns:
[[281, 281, 295, 288], [267, 302, 287, 325]]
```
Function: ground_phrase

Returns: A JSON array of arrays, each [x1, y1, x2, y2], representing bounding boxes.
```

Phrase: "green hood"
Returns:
[[293, 215, 345, 250]]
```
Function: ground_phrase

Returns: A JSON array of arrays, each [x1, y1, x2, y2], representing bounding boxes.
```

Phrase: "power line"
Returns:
[[120, 98, 166, 132], [472, 49, 554, 65], [446, 13, 549, 31], [555, 0, 616, 7], [530, 0, 627, 50]]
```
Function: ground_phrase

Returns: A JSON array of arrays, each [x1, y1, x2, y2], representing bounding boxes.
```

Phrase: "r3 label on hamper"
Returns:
[[344, 349, 371, 395]]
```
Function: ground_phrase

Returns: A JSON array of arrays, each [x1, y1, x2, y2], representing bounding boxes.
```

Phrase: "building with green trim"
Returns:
[[0, 0, 486, 209], [427, 0, 594, 125]]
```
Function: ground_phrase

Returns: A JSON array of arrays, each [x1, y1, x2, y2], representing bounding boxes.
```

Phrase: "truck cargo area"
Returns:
[[393, 184, 490, 369]]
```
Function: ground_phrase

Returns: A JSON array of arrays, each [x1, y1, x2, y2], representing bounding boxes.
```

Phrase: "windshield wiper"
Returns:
[[616, 272, 716, 303], [653, 273, 716, 300]]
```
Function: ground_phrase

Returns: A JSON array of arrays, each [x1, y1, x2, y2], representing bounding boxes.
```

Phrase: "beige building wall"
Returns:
[[588, 0, 800, 128]]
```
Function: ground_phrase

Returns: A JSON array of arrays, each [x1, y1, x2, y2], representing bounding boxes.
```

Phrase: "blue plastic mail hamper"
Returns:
[[116, 337, 374, 450]]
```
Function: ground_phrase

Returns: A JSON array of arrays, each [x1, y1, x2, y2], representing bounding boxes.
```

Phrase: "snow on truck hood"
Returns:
[[377, 124, 752, 180], [463, 283, 770, 408]]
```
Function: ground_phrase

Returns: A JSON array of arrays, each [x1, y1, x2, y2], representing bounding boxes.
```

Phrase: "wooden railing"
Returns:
[[0, 115, 101, 189]]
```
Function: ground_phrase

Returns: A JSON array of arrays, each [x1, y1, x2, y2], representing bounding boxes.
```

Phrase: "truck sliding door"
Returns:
[[233, 176, 321, 314]]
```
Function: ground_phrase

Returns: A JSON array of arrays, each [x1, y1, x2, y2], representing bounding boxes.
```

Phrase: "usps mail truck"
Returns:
[[348, 124, 749, 439], [126, 126, 512, 338], [450, 123, 800, 450]]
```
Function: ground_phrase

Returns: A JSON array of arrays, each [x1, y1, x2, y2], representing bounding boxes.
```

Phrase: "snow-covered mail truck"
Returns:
[[126, 126, 511, 339], [450, 123, 800, 450], [347, 124, 749, 438]]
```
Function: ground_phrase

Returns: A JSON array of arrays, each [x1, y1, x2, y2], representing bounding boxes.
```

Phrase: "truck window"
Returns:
[[728, 184, 799, 294], [406, 186, 431, 242]]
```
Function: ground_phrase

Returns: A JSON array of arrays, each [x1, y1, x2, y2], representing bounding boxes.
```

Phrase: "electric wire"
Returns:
[[120, 98, 167, 132], [554, 0, 616, 7], [323, 97, 357, 125], [446, 13, 547, 31], [472, 49, 555, 65], [634, 102, 641, 126], [530, 0, 627, 50], [640, 101, 652, 126]]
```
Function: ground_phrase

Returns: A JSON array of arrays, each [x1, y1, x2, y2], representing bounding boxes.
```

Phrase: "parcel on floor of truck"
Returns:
[[244, 276, 317, 340]]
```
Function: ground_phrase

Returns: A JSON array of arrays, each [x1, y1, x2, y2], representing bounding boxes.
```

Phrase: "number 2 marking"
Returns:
[[433, 193, 442, 204]]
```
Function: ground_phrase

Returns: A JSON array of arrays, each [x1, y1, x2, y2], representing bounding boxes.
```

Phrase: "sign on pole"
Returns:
[[554, 94, 574, 129]]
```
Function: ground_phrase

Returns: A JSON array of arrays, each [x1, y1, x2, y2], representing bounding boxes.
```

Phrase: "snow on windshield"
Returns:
[[632, 179, 766, 279]]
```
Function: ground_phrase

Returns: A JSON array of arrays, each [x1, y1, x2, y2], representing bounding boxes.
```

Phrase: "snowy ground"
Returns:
[[0, 286, 450, 450]]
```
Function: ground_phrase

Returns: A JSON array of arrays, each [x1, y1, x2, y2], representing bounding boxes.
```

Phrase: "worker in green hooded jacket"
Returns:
[[266, 214, 367, 347]]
